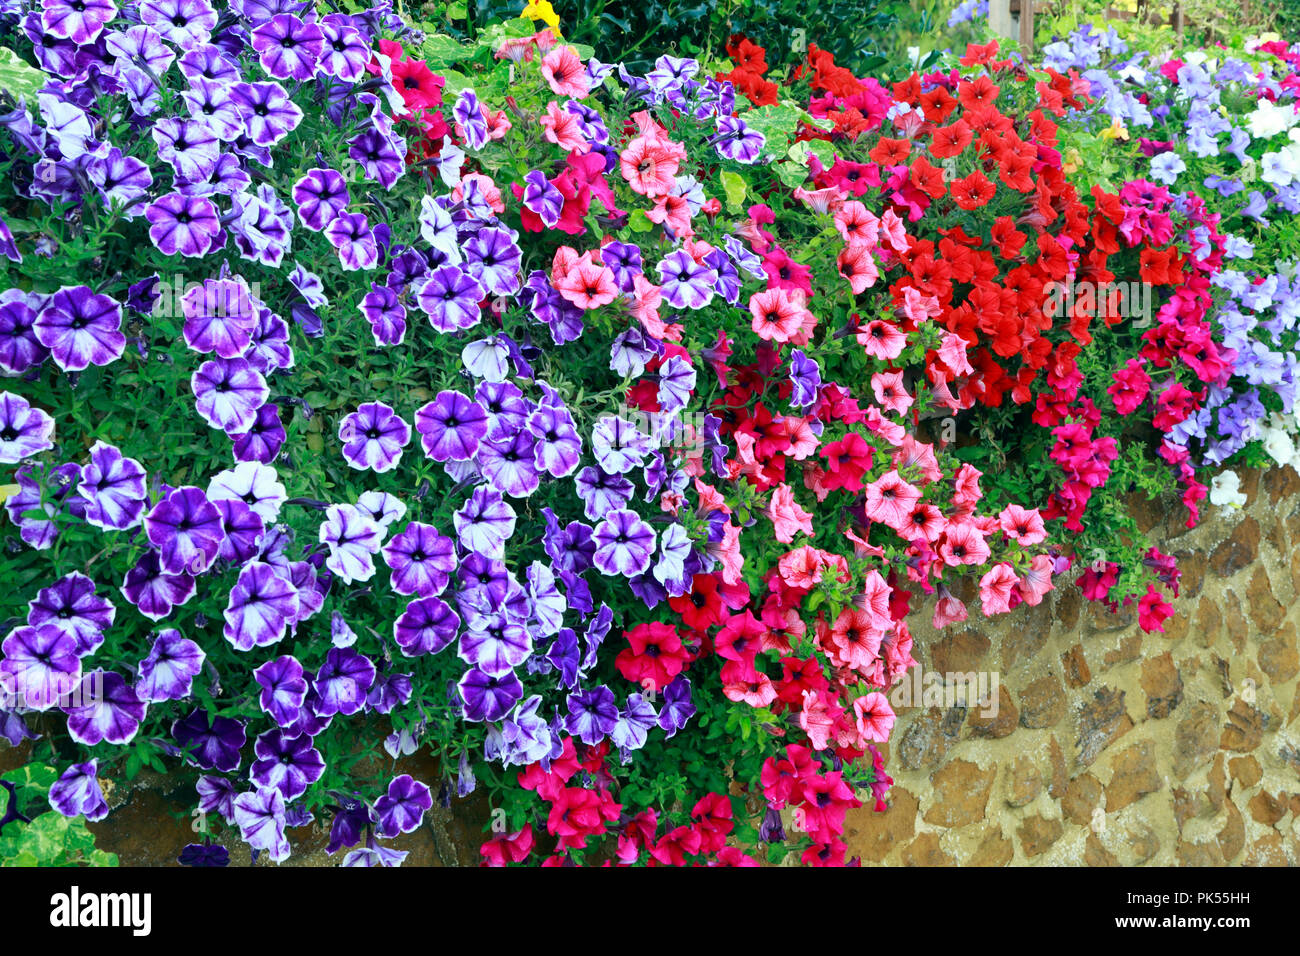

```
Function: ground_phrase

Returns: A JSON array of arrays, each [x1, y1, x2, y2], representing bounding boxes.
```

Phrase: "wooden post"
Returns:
[[1018, 0, 1035, 53], [989, 0, 1014, 41]]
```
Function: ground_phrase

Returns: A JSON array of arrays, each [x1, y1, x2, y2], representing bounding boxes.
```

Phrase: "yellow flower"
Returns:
[[521, 0, 561, 32], [1099, 118, 1129, 142]]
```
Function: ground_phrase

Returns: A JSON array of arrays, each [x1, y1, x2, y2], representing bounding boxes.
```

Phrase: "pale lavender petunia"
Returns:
[[230, 81, 304, 148], [42, 0, 117, 45], [453, 486, 516, 559], [324, 210, 379, 271], [181, 76, 246, 142], [232, 786, 290, 863], [151, 117, 221, 182], [145, 192, 222, 258], [139, 0, 217, 46]]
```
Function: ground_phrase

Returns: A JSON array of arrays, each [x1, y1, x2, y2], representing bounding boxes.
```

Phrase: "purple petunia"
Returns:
[[0, 290, 48, 375], [254, 655, 308, 727], [453, 486, 516, 560], [136, 629, 206, 702], [416, 265, 484, 331], [64, 670, 146, 746], [415, 390, 489, 462], [656, 249, 717, 310], [325, 211, 380, 271], [121, 551, 196, 621], [139, 0, 217, 46], [477, 429, 540, 498], [232, 786, 290, 863], [230, 81, 304, 148], [566, 684, 619, 745], [78, 441, 148, 531], [181, 277, 258, 357], [312, 647, 376, 717], [33, 286, 125, 372], [592, 508, 656, 577], [338, 402, 410, 473], [458, 667, 522, 722], [232, 402, 287, 464], [27, 571, 115, 657], [174, 710, 247, 773], [360, 283, 407, 346], [522, 170, 564, 227], [393, 596, 460, 657], [42, 0, 118, 44], [223, 561, 300, 651], [144, 486, 224, 576], [375, 774, 431, 838], [0, 392, 54, 463], [292, 168, 350, 232], [151, 117, 220, 182], [0, 624, 81, 711], [251, 14, 324, 81], [250, 730, 325, 801], [382, 522, 457, 598], [191, 357, 268, 433], [214, 499, 266, 564], [145, 192, 223, 258], [48, 760, 109, 821]]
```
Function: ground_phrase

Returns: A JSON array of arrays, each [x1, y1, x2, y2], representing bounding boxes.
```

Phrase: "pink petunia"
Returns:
[[978, 562, 1019, 615]]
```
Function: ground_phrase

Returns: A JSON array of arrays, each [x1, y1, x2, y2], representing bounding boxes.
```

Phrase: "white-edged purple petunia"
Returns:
[[64, 670, 146, 746], [374, 774, 432, 838], [415, 390, 489, 462], [26, 571, 115, 657], [393, 596, 459, 657], [181, 276, 258, 357], [592, 508, 656, 577], [0, 624, 81, 711], [0, 392, 54, 463], [382, 522, 457, 598], [318, 504, 383, 584], [223, 561, 300, 651], [453, 486, 516, 560], [33, 286, 125, 372], [338, 402, 410, 473], [191, 357, 268, 433], [254, 655, 307, 727], [144, 485, 224, 575], [48, 760, 109, 821], [121, 551, 197, 621], [136, 629, 205, 702], [78, 441, 147, 530]]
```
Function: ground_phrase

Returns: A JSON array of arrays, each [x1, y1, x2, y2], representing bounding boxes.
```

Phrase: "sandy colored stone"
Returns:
[[967, 825, 1013, 867], [1076, 686, 1133, 767], [1062, 773, 1103, 826], [1244, 832, 1288, 867], [1089, 600, 1135, 634], [1208, 515, 1259, 576], [1218, 801, 1246, 863], [1229, 755, 1262, 788], [1172, 548, 1206, 600], [1258, 623, 1300, 684], [967, 684, 1017, 739], [1140, 652, 1184, 719], [929, 628, 990, 674], [1174, 700, 1220, 779], [1177, 838, 1224, 866], [1207, 753, 1226, 813], [1056, 586, 1081, 630], [1061, 644, 1091, 688], [1127, 823, 1161, 864], [1172, 788, 1202, 831], [896, 707, 964, 770], [901, 831, 954, 866], [1047, 735, 1067, 799], [1248, 791, 1287, 827], [1016, 814, 1063, 857], [1263, 464, 1300, 504], [1005, 754, 1041, 807], [1019, 674, 1065, 729], [1002, 616, 1049, 671], [1103, 633, 1142, 667], [1222, 593, 1248, 655], [1219, 699, 1265, 752], [1105, 740, 1161, 812], [1159, 608, 1191, 644], [924, 759, 995, 829], [845, 786, 917, 863], [1085, 833, 1119, 867], [1196, 595, 1222, 647], [1246, 567, 1285, 634]]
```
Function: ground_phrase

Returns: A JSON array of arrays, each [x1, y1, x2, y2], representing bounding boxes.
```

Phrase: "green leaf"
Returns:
[[0, 47, 46, 100], [627, 209, 655, 233], [720, 170, 747, 211], [420, 34, 468, 67]]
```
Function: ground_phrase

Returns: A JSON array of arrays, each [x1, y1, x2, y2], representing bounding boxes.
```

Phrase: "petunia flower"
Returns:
[[27, 572, 115, 657], [232, 787, 290, 863], [393, 596, 460, 656], [230, 81, 304, 147], [0, 392, 54, 463], [458, 667, 522, 722], [223, 561, 300, 651], [135, 629, 205, 703], [251, 14, 324, 80], [250, 730, 325, 801], [318, 504, 383, 584], [337, 402, 410, 473], [0, 624, 80, 711], [592, 509, 656, 577], [191, 357, 268, 434], [48, 760, 109, 821], [416, 265, 484, 331], [382, 522, 457, 598], [453, 486, 516, 559], [0, 291, 48, 375], [313, 647, 376, 717], [181, 277, 257, 357], [292, 168, 350, 232], [375, 775, 432, 838], [253, 656, 308, 727], [144, 486, 224, 576], [121, 551, 196, 621], [64, 670, 146, 746], [33, 286, 125, 372]]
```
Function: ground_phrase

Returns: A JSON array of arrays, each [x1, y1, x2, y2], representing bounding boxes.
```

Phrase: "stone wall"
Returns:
[[844, 466, 1300, 866]]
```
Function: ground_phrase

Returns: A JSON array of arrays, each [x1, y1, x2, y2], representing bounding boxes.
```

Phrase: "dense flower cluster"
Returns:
[[2, 1, 1300, 867]]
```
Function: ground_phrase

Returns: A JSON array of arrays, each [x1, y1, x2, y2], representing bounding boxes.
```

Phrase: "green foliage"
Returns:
[[0, 766, 118, 867]]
